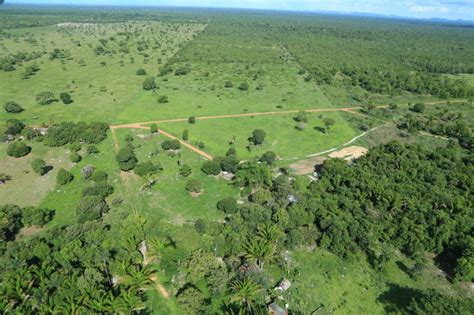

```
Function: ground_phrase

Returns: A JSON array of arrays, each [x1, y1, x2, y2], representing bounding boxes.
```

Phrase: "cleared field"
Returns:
[[158, 111, 357, 159]]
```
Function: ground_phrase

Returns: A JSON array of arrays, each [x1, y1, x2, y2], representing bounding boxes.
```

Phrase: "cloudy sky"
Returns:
[[5, 1, 474, 20]]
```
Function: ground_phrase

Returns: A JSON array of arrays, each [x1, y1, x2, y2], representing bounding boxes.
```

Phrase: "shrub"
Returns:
[[134, 161, 162, 177], [56, 168, 73, 185], [185, 179, 202, 193], [150, 123, 158, 134], [197, 141, 205, 149], [81, 165, 96, 180], [251, 129, 266, 145], [115, 146, 137, 171], [226, 148, 237, 156], [87, 145, 99, 155], [175, 67, 190, 76], [21, 207, 54, 227], [82, 183, 114, 199], [182, 129, 189, 141], [7, 142, 31, 158], [161, 139, 181, 151], [70, 142, 81, 152], [142, 77, 156, 90], [5, 119, 25, 135], [217, 197, 238, 214], [157, 95, 169, 103], [201, 160, 221, 176], [220, 155, 239, 173], [294, 110, 308, 123], [412, 103, 425, 113], [36, 91, 56, 105], [76, 195, 109, 223], [59, 92, 73, 104], [179, 164, 192, 177], [91, 170, 108, 182], [31, 159, 47, 175], [239, 82, 249, 91], [136, 68, 147, 75], [260, 151, 277, 165], [4, 101, 24, 113], [188, 116, 196, 124], [224, 81, 233, 88], [70, 152, 82, 163]]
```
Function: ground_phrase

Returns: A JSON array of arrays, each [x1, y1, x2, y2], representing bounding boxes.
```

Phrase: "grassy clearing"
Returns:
[[158, 111, 357, 160]]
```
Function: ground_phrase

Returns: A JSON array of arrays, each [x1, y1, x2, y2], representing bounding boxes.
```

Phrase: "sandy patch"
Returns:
[[329, 146, 368, 161], [290, 156, 326, 175]]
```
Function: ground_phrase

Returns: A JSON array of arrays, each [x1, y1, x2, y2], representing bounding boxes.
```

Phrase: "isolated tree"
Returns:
[[179, 164, 192, 177], [185, 179, 202, 193], [142, 77, 156, 90], [188, 116, 196, 124], [150, 123, 158, 134], [56, 168, 73, 185], [7, 141, 31, 158], [323, 118, 335, 133], [201, 160, 221, 176], [76, 195, 108, 223], [182, 129, 189, 141], [31, 158, 48, 175], [4, 101, 24, 113], [157, 95, 168, 103], [251, 129, 266, 145], [116, 146, 138, 171], [217, 197, 238, 214], [36, 91, 56, 105], [220, 154, 239, 173], [59, 92, 73, 104], [230, 278, 263, 314]]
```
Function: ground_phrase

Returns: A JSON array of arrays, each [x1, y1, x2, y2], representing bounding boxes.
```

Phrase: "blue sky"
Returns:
[[6, 1, 474, 20]]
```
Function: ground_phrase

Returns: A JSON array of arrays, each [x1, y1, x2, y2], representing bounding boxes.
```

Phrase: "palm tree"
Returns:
[[230, 278, 263, 315], [242, 238, 276, 271]]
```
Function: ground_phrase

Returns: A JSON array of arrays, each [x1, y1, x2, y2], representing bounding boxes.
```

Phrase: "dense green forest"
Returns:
[[1, 4, 473, 314]]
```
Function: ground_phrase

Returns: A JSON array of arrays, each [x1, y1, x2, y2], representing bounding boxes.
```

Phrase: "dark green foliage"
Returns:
[[226, 148, 237, 156], [411, 102, 425, 113], [115, 146, 137, 171], [174, 66, 190, 76], [59, 92, 73, 104], [157, 95, 169, 103], [260, 151, 276, 165], [56, 168, 73, 185], [87, 145, 99, 155], [142, 77, 156, 90], [179, 164, 192, 177], [0, 204, 22, 242], [250, 129, 266, 145], [220, 154, 239, 173], [134, 161, 162, 177], [21, 127, 41, 140], [161, 139, 181, 150], [6, 141, 31, 158], [224, 81, 233, 88], [70, 151, 82, 163], [4, 101, 23, 113], [136, 68, 147, 75], [182, 129, 189, 141], [323, 118, 335, 133], [188, 116, 196, 124], [82, 183, 114, 199], [21, 207, 54, 227], [238, 82, 249, 91], [5, 118, 25, 135], [91, 170, 108, 183], [406, 289, 474, 314], [36, 91, 56, 105], [44, 122, 109, 147], [76, 196, 109, 223], [31, 158, 47, 175], [185, 178, 202, 193], [70, 142, 81, 152], [201, 160, 221, 176], [150, 123, 158, 134], [294, 110, 308, 123], [217, 197, 238, 214]]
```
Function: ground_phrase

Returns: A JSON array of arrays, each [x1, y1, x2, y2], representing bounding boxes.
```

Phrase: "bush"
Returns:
[[56, 168, 73, 185], [81, 165, 96, 180], [21, 207, 54, 227], [36, 91, 56, 105], [115, 146, 137, 171], [175, 67, 190, 76], [157, 95, 169, 103], [7, 142, 31, 158], [182, 129, 188, 141], [87, 145, 99, 155], [76, 195, 109, 223], [31, 159, 47, 175], [188, 116, 196, 124], [251, 129, 266, 145], [185, 179, 202, 193], [201, 160, 221, 176], [143, 77, 156, 90], [59, 92, 73, 104], [91, 170, 108, 182], [220, 155, 239, 173], [260, 151, 277, 165], [150, 123, 158, 134], [239, 82, 249, 91], [412, 103, 426, 113], [70, 152, 82, 163], [217, 197, 238, 214], [197, 141, 205, 149], [294, 110, 308, 123], [161, 139, 181, 151], [224, 81, 233, 88], [70, 142, 81, 152], [226, 148, 237, 156], [82, 183, 114, 199], [5, 119, 25, 135], [44, 122, 109, 147], [179, 164, 192, 177], [136, 68, 147, 75], [4, 101, 24, 113], [134, 161, 162, 177]]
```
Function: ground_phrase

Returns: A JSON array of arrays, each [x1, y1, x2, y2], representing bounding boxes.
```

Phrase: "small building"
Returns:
[[275, 279, 291, 292], [268, 302, 287, 315]]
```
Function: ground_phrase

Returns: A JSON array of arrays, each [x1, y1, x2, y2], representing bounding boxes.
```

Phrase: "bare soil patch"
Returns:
[[290, 156, 326, 175], [329, 146, 368, 161]]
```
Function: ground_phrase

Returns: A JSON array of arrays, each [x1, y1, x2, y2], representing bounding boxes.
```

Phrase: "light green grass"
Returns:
[[158, 112, 357, 160]]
